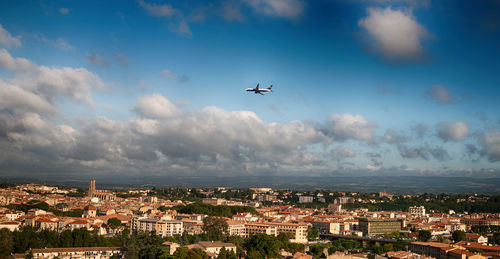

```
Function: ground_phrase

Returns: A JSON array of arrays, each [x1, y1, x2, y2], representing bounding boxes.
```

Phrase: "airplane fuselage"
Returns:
[[245, 88, 271, 93], [245, 84, 273, 95]]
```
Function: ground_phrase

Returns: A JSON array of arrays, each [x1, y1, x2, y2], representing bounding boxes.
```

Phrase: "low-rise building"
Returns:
[[0, 221, 20, 231], [358, 218, 402, 236], [232, 212, 259, 222], [186, 241, 237, 256], [299, 196, 314, 203], [28, 247, 124, 259], [410, 242, 454, 259], [465, 234, 488, 244]]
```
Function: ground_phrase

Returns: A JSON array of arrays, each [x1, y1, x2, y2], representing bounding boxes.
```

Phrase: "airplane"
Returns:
[[245, 83, 273, 95]]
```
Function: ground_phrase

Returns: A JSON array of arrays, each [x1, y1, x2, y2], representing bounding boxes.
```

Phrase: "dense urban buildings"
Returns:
[[0, 181, 499, 258]]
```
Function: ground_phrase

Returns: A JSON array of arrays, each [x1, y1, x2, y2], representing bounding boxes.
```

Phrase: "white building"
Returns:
[[0, 221, 20, 231], [408, 206, 426, 217], [157, 220, 183, 237], [131, 217, 184, 237], [307, 220, 340, 235], [334, 197, 354, 204], [299, 196, 314, 203], [187, 241, 237, 256], [232, 212, 259, 222]]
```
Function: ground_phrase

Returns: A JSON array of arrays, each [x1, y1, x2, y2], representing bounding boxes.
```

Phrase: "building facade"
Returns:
[[358, 218, 402, 236], [409, 206, 426, 217]]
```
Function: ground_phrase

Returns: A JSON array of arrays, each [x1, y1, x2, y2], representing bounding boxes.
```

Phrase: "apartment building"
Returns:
[[156, 220, 183, 237], [299, 196, 314, 203], [334, 197, 355, 204], [306, 220, 340, 234], [131, 217, 184, 237], [409, 206, 426, 217], [358, 218, 402, 236], [231, 221, 309, 243]]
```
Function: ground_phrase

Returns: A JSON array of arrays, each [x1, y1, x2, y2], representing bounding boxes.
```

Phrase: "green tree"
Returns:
[[173, 247, 190, 258], [307, 226, 319, 240], [217, 247, 237, 259], [108, 218, 122, 229], [372, 244, 383, 254], [202, 216, 228, 241], [417, 230, 431, 242], [383, 243, 393, 252], [244, 234, 281, 258], [437, 235, 446, 243], [125, 236, 139, 259], [452, 230, 466, 242], [493, 232, 500, 245], [0, 228, 13, 257]]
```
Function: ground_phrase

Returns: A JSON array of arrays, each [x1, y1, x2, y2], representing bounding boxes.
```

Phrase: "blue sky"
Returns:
[[0, 0, 499, 180]]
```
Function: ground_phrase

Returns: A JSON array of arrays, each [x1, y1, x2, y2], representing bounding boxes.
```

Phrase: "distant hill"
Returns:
[[1, 175, 499, 193]]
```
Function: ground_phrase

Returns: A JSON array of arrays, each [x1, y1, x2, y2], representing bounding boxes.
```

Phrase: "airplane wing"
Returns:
[[255, 84, 260, 90]]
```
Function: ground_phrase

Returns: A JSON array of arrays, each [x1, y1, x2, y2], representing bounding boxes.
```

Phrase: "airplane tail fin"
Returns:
[[268, 85, 273, 91]]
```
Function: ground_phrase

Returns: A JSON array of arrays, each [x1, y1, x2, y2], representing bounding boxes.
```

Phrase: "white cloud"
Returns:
[[0, 49, 34, 70], [138, 0, 192, 36], [114, 53, 128, 67], [358, 7, 429, 61], [398, 145, 428, 160], [383, 129, 407, 144], [34, 35, 74, 51], [436, 121, 469, 141], [134, 94, 179, 119], [52, 38, 74, 51], [426, 85, 455, 104], [0, 49, 105, 107], [161, 70, 176, 80], [323, 113, 377, 141], [223, 3, 244, 22], [479, 129, 500, 162], [59, 8, 70, 15], [138, 0, 177, 17], [0, 79, 56, 115], [87, 53, 109, 67], [160, 69, 189, 83], [244, 0, 304, 20], [356, 0, 431, 8], [330, 146, 356, 161], [0, 24, 21, 48], [178, 20, 192, 36]]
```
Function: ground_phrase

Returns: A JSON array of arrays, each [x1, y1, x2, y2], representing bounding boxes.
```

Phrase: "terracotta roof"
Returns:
[[411, 242, 450, 248], [465, 233, 485, 239], [69, 220, 88, 224], [0, 221, 20, 225], [84, 205, 97, 210]]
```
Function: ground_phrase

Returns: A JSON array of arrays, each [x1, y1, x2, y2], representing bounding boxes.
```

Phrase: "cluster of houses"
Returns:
[[1, 184, 499, 259]]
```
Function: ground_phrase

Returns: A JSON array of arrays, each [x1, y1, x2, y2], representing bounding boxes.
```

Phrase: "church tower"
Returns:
[[88, 179, 96, 197]]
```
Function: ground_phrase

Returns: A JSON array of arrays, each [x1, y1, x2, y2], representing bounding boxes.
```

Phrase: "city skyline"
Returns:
[[1, 0, 500, 181]]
